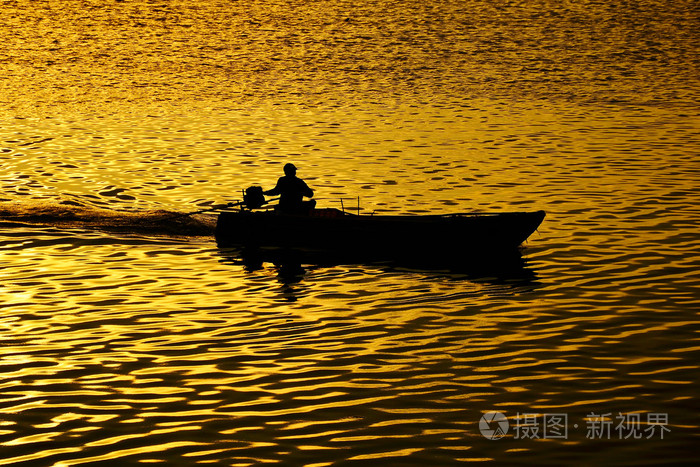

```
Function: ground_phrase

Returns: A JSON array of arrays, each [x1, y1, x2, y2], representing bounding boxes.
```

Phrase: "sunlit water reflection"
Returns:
[[1, 0, 699, 465]]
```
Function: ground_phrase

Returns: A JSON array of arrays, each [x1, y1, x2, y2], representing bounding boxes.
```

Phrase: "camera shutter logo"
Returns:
[[480, 411, 509, 440]]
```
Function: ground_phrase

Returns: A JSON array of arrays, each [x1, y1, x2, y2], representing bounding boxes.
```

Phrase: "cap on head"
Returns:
[[283, 163, 297, 175]]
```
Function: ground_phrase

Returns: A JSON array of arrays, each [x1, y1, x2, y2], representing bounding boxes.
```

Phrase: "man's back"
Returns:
[[267, 174, 314, 212]]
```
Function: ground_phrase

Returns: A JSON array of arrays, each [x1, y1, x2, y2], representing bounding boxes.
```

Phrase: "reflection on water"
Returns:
[[1, 230, 551, 463], [2, 0, 698, 116], [1, 222, 697, 464], [217, 245, 540, 290], [1, 0, 699, 464]]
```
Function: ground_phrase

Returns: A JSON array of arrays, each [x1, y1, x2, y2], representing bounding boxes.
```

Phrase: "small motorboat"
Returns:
[[215, 208, 545, 260]]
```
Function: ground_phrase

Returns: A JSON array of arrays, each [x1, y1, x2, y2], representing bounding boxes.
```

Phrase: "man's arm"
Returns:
[[301, 180, 313, 198], [264, 178, 282, 196]]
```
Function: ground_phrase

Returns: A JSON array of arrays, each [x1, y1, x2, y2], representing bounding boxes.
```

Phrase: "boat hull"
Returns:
[[215, 209, 545, 259]]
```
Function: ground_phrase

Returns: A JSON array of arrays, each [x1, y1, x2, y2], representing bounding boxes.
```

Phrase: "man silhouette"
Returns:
[[264, 163, 316, 213]]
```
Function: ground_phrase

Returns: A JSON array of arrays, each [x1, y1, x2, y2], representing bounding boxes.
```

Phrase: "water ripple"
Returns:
[[1, 0, 699, 464]]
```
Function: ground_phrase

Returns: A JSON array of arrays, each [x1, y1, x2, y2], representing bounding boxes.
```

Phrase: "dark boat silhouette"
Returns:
[[215, 208, 545, 261]]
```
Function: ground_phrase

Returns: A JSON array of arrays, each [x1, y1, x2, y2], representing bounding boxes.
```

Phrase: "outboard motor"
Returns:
[[243, 186, 265, 210]]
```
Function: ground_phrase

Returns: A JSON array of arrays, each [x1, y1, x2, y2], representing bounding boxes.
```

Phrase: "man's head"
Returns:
[[283, 163, 297, 176]]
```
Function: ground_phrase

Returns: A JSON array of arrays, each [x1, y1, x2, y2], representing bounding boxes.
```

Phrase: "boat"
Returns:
[[215, 208, 545, 260]]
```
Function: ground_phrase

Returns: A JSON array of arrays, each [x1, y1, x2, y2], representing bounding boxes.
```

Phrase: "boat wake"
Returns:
[[0, 200, 216, 236]]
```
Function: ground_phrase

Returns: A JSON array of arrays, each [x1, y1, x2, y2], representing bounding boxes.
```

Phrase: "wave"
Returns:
[[0, 200, 216, 236]]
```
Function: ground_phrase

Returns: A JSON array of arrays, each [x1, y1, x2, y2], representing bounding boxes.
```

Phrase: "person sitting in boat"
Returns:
[[264, 163, 316, 213]]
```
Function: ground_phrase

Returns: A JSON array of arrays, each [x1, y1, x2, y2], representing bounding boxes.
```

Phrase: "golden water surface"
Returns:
[[1, 0, 699, 465]]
